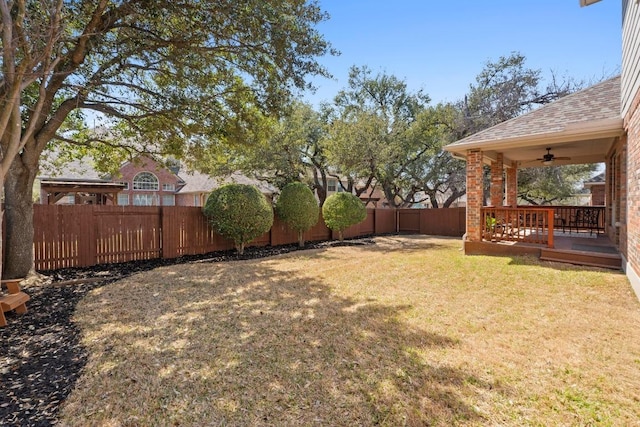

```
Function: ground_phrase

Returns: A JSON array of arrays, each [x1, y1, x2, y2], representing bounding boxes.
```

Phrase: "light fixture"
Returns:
[[542, 159, 554, 166]]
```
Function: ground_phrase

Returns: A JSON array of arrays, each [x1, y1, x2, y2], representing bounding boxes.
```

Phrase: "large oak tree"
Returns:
[[326, 65, 437, 208], [1, 0, 334, 279]]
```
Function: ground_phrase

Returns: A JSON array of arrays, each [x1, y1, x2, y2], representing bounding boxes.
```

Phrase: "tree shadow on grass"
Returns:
[[62, 258, 498, 426]]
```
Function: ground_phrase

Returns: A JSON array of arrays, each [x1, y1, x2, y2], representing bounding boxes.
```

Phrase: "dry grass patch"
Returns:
[[60, 236, 640, 426]]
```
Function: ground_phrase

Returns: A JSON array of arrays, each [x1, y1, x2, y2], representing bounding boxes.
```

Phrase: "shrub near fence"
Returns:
[[30, 205, 465, 271]]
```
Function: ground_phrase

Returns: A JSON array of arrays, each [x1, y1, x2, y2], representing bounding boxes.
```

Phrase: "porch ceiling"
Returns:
[[476, 126, 621, 168], [445, 76, 624, 168]]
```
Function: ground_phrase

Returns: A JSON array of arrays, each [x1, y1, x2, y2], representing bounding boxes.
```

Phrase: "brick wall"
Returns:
[[490, 153, 504, 206], [117, 156, 182, 206], [506, 163, 518, 207], [176, 193, 208, 207], [624, 88, 640, 275], [606, 136, 626, 250], [590, 185, 605, 206], [466, 149, 484, 241]]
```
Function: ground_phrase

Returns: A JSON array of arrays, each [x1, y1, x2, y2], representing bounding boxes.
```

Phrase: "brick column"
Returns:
[[506, 161, 518, 207], [490, 153, 504, 206], [466, 149, 484, 241]]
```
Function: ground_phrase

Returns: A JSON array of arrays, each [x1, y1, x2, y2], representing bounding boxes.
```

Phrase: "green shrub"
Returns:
[[322, 192, 367, 241], [203, 184, 274, 254], [275, 182, 319, 247]]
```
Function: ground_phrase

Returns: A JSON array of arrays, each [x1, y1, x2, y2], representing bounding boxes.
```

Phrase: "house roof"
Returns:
[[176, 170, 221, 193], [39, 154, 276, 195], [445, 76, 624, 167], [584, 171, 606, 187], [177, 170, 277, 194], [39, 158, 106, 181]]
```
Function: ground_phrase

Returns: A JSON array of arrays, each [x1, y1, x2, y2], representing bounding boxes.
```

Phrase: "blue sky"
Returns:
[[303, 0, 621, 106]]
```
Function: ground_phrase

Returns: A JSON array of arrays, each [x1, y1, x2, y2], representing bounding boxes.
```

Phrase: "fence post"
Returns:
[[87, 206, 97, 267], [159, 205, 164, 259], [373, 208, 376, 236]]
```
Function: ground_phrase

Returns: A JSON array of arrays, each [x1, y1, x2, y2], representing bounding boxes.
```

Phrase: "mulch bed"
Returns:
[[0, 238, 375, 426]]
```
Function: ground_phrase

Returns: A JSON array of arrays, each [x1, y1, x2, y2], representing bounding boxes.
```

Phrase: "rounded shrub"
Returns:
[[275, 182, 319, 247], [203, 184, 274, 255], [322, 192, 367, 241]]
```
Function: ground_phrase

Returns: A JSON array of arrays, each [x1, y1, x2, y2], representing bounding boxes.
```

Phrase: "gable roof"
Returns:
[[445, 76, 624, 166], [39, 153, 276, 195], [584, 171, 605, 187], [39, 158, 107, 181], [177, 170, 220, 193]]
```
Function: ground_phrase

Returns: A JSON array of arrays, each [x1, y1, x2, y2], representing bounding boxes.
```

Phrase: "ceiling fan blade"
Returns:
[[553, 156, 571, 160]]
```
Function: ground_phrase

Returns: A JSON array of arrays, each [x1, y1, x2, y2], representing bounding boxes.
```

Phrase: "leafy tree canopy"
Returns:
[[193, 102, 331, 200], [0, 0, 335, 278], [325, 65, 438, 207], [517, 164, 598, 205]]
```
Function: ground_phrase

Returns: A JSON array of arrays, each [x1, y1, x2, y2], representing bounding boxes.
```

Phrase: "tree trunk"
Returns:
[[3, 157, 37, 279], [443, 190, 466, 208], [298, 230, 305, 248]]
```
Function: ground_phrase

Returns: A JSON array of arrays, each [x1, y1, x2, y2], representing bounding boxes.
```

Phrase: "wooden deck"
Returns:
[[465, 232, 621, 269], [540, 233, 621, 269]]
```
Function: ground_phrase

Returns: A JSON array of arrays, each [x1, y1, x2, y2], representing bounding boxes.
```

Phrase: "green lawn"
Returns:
[[60, 236, 640, 426]]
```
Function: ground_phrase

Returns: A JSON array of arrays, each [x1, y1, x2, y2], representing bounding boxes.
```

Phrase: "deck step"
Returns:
[[540, 248, 621, 269]]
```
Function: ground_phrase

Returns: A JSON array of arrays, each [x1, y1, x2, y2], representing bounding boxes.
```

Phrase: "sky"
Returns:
[[302, 0, 622, 106]]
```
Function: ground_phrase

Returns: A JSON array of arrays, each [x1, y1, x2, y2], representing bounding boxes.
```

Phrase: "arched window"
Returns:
[[132, 172, 159, 190]]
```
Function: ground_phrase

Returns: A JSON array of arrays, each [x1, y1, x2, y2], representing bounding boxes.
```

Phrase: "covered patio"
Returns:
[[40, 178, 126, 205], [445, 76, 625, 269]]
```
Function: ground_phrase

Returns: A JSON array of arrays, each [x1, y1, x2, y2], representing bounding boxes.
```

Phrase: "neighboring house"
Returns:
[[39, 155, 275, 207], [323, 177, 392, 207], [444, 0, 640, 299], [583, 172, 606, 206]]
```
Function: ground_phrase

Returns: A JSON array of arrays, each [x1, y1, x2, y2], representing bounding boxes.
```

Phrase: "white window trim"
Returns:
[[133, 172, 159, 191], [117, 193, 129, 205], [162, 194, 176, 206], [133, 193, 159, 206]]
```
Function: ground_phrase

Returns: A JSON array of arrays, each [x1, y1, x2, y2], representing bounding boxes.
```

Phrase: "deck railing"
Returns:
[[482, 207, 555, 247], [544, 205, 605, 234], [481, 205, 607, 248]]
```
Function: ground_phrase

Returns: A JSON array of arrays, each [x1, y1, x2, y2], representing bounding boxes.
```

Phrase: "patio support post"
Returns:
[[506, 161, 518, 207], [490, 153, 504, 206], [466, 149, 484, 241]]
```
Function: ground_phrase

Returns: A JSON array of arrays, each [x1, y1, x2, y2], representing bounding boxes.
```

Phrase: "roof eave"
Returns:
[[444, 117, 624, 157]]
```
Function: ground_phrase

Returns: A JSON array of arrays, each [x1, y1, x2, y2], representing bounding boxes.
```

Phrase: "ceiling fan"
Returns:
[[536, 147, 571, 165]]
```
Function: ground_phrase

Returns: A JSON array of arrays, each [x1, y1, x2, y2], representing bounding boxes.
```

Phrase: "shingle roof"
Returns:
[[176, 170, 220, 193], [167, 169, 276, 194], [447, 75, 621, 147], [584, 171, 605, 185], [39, 158, 107, 181], [39, 154, 276, 195]]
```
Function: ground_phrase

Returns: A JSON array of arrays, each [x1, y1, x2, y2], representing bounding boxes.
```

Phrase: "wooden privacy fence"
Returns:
[[398, 208, 466, 236], [31, 205, 466, 271]]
